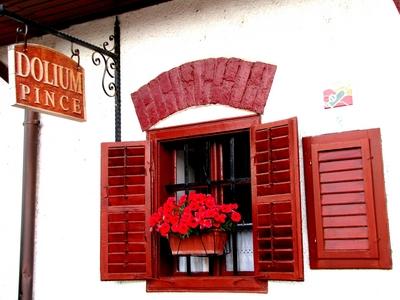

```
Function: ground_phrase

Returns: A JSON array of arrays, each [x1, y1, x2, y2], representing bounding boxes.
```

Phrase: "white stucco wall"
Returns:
[[1, 0, 400, 299], [0, 66, 23, 300]]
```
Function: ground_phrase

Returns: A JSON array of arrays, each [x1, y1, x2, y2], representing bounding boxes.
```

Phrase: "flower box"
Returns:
[[168, 230, 228, 256], [149, 192, 241, 255]]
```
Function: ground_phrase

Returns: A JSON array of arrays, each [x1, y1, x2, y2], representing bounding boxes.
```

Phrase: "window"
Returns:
[[302, 128, 392, 269], [160, 130, 253, 275], [100, 115, 303, 292]]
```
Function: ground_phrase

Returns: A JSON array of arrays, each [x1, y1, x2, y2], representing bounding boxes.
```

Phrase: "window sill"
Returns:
[[146, 276, 268, 293]]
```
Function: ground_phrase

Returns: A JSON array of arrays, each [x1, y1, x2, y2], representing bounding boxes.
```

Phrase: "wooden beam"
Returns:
[[0, 60, 8, 82], [394, 0, 400, 14]]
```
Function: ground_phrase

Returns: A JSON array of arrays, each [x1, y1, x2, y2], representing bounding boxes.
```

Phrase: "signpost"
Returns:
[[0, 7, 120, 299], [9, 43, 86, 121]]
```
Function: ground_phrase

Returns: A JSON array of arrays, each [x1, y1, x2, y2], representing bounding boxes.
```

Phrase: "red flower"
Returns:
[[177, 223, 189, 235], [188, 218, 199, 229], [171, 224, 180, 233], [220, 204, 232, 213], [148, 192, 242, 239], [201, 219, 213, 229], [205, 195, 216, 208], [178, 194, 187, 205], [231, 211, 241, 222], [159, 223, 170, 237], [204, 208, 218, 219], [149, 212, 162, 227], [215, 213, 226, 223], [165, 214, 179, 225]]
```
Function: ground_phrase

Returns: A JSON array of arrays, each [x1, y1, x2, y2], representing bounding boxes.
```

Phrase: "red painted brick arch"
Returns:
[[131, 57, 277, 131]]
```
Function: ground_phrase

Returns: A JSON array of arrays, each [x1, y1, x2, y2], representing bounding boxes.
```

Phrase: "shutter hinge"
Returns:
[[149, 161, 155, 175], [104, 186, 109, 198]]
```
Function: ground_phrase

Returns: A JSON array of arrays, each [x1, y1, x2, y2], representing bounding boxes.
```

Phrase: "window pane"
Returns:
[[175, 140, 210, 185], [223, 185, 252, 223], [162, 130, 253, 276], [176, 149, 185, 184]]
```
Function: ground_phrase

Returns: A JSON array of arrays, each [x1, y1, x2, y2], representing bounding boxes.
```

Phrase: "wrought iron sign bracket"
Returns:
[[0, 4, 122, 141]]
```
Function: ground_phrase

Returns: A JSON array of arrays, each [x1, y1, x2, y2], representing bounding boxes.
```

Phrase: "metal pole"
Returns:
[[19, 110, 40, 300], [114, 16, 121, 142]]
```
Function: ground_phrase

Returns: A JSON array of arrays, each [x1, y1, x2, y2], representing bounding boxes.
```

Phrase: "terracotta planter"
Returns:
[[168, 230, 228, 256]]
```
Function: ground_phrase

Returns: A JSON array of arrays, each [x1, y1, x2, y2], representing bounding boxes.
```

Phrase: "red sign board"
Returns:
[[8, 43, 85, 121]]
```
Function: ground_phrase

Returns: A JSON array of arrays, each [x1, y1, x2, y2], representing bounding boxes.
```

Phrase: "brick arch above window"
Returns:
[[131, 58, 277, 131]]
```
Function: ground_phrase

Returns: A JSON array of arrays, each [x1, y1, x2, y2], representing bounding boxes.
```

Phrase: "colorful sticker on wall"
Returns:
[[323, 86, 353, 109]]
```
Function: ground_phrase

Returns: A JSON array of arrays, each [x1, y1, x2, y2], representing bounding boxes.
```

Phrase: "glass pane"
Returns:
[[222, 132, 250, 179], [175, 141, 210, 185], [176, 149, 185, 184], [223, 185, 252, 223]]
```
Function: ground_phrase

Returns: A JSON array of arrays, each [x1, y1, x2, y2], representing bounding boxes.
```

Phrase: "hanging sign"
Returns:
[[8, 43, 85, 121]]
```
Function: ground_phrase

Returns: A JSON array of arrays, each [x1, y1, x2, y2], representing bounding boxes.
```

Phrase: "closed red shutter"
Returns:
[[251, 117, 303, 280], [303, 129, 392, 269], [100, 141, 152, 280]]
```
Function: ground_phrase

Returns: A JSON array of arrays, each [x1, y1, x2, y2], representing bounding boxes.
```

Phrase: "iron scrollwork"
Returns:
[[92, 34, 117, 98]]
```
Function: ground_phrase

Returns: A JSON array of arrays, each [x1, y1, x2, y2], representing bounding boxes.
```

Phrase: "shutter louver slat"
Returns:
[[303, 129, 392, 269], [101, 141, 151, 280], [251, 118, 303, 281]]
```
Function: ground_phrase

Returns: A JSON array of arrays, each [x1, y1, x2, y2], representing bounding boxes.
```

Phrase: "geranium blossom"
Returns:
[[149, 192, 242, 239]]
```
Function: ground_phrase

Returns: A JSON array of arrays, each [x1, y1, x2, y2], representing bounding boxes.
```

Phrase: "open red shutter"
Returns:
[[100, 141, 152, 280], [303, 129, 392, 269], [251, 117, 303, 281]]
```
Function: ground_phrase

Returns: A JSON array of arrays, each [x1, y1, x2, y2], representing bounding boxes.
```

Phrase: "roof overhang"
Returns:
[[0, 0, 170, 47]]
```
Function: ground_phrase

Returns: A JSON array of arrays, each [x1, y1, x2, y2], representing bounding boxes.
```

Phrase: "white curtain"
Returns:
[[178, 256, 209, 273], [178, 230, 254, 273], [226, 229, 254, 272]]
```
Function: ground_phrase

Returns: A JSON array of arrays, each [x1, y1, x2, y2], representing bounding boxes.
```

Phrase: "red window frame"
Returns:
[[100, 115, 304, 292]]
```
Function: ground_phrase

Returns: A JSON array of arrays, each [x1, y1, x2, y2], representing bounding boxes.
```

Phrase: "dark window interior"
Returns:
[[160, 130, 253, 276]]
